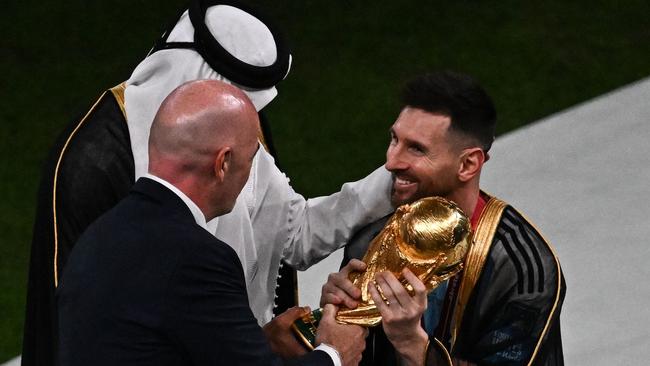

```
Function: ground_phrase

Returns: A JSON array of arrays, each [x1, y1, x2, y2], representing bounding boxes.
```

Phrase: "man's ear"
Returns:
[[213, 147, 232, 182], [458, 147, 485, 182]]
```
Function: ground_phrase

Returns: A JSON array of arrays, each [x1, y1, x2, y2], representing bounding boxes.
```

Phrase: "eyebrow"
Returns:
[[407, 139, 427, 153], [390, 127, 428, 152]]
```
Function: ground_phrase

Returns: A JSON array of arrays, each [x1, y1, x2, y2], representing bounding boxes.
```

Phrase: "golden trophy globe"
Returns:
[[292, 196, 472, 349]]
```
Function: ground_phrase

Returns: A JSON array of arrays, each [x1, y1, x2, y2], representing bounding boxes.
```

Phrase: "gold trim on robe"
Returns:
[[109, 82, 127, 118], [54, 83, 127, 287], [444, 193, 564, 366], [450, 193, 507, 348]]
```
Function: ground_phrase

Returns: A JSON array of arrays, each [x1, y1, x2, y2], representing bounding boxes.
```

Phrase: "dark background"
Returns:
[[1, 0, 648, 361]]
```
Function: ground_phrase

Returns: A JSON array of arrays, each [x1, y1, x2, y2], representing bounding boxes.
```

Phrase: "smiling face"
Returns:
[[386, 107, 462, 207]]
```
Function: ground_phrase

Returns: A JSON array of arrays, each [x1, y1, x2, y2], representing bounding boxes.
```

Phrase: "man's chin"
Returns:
[[390, 193, 415, 208], [390, 181, 420, 206]]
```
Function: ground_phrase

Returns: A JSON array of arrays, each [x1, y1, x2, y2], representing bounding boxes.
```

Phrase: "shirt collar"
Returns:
[[144, 173, 209, 232]]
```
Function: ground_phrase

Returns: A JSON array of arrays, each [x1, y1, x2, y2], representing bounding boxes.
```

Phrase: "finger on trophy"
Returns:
[[403, 282, 415, 296], [372, 280, 390, 306]]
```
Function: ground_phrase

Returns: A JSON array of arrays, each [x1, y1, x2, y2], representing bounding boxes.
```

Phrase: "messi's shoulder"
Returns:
[[490, 205, 563, 295]]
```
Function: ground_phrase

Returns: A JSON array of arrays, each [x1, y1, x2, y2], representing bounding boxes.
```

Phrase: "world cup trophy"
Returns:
[[292, 196, 472, 349]]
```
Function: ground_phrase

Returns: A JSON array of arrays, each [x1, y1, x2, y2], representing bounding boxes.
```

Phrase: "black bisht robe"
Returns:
[[342, 201, 566, 366], [23, 89, 133, 366]]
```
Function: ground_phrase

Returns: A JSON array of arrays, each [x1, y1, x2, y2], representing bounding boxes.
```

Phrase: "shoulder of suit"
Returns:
[[119, 190, 241, 263]]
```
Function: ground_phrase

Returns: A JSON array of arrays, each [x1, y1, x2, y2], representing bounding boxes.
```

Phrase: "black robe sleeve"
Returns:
[[22, 90, 134, 366], [341, 206, 565, 366], [452, 207, 566, 366]]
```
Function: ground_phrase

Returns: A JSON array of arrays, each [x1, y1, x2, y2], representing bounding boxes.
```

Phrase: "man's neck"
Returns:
[[470, 192, 488, 230], [446, 187, 479, 219], [144, 173, 210, 230]]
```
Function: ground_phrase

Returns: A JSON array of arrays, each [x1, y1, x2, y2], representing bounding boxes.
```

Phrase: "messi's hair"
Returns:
[[400, 71, 497, 152]]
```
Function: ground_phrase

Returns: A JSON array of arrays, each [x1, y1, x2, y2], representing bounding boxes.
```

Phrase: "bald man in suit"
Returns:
[[57, 80, 366, 366]]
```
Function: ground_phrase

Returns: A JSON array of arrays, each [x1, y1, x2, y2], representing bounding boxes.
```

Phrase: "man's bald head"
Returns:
[[149, 79, 258, 170], [148, 79, 260, 218]]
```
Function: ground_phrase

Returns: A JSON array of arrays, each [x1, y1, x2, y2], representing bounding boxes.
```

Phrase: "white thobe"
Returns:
[[209, 146, 393, 324]]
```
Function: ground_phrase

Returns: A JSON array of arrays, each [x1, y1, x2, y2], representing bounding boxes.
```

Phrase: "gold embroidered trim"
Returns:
[[450, 194, 507, 348], [431, 337, 453, 366], [109, 82, 127, 118], [53, 83, 127, 287], [446, 199, 563, 366], [53, 90, 111, 287]]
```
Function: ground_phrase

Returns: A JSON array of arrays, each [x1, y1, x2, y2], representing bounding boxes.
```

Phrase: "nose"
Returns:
[[385, 145, 408, 172]]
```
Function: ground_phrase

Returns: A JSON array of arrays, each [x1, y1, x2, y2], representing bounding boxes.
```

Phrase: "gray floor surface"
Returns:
[[298, 76, 650, 366]]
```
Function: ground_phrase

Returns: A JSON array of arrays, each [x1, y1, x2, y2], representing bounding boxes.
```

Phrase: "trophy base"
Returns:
[[291, 306, 383, 350], [291, 308, 323, 350]]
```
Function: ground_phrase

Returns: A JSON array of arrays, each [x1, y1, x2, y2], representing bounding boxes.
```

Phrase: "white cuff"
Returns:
[[314, 343, 342, 366]]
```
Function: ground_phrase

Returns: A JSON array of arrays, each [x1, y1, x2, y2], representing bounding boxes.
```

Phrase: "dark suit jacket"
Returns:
[[57, 178, 331, 366]]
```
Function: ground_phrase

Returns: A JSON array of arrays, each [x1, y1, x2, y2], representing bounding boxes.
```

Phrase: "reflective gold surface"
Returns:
[[336, 196, 471, 326]]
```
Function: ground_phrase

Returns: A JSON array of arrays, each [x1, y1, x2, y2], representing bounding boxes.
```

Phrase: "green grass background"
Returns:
[[1, 0, 648, 361]]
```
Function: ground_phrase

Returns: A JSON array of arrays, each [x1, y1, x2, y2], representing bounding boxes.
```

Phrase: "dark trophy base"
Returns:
[[290, 308, 323, 350]]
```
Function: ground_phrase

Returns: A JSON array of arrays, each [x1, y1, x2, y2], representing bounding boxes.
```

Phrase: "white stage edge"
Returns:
[[1, 357, 19, 366]]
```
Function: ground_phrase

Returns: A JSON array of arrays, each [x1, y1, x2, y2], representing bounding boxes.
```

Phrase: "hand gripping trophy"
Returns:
[[292, 196, 472, 348]]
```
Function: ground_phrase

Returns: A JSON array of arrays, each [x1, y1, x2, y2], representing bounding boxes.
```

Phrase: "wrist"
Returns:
[[394, 328, 429, 366], [315, 342, 342, 366]]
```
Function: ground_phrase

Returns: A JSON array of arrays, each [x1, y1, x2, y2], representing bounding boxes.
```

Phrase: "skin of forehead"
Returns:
[[391, 107, 458, 169]]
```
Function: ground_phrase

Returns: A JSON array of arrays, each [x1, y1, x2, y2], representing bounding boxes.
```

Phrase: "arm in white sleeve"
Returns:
[[238, 148, 393, 322], [281, 164, 393, 269], [251, 148, 393, 270]]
